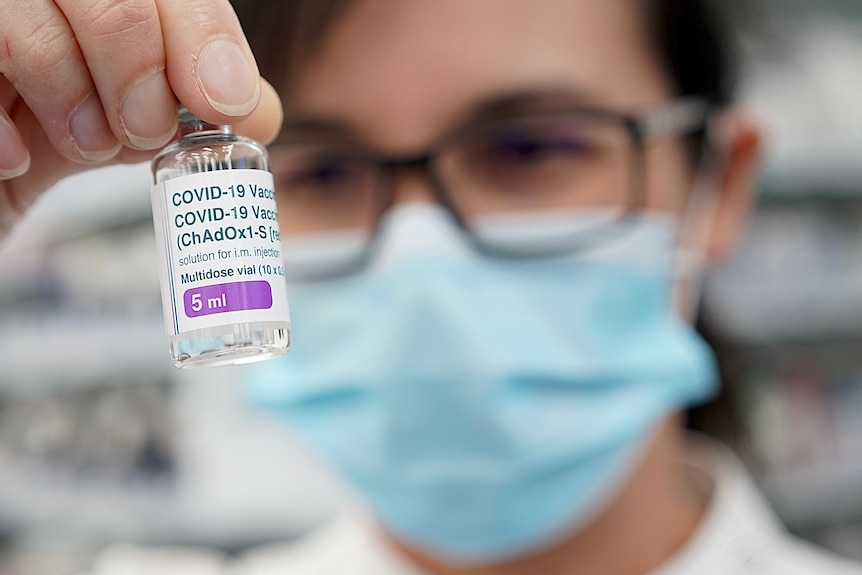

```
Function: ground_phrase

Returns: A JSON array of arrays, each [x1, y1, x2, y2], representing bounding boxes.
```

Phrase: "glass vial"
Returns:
[[150, 107, 290, 368]]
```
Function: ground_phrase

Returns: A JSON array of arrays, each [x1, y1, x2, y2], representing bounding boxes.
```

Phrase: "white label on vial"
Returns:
[[151, 169, 290, 336]]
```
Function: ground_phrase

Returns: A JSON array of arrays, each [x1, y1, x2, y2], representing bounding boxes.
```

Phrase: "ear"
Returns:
[[705, 111, 763, 263]]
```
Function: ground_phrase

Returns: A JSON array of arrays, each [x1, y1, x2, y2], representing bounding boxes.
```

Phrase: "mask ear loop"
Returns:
[[671, 112, 727, 321]]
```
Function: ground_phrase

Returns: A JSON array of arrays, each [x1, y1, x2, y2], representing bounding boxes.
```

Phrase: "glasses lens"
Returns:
[[437, 113, 637, 253], [269, 143, 381, 276]]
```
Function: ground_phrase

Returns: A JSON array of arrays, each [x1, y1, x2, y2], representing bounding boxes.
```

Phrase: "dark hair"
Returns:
[[230, 1, 350, 94], [647, 0, 738, 106], [231, 0, 739, 106]]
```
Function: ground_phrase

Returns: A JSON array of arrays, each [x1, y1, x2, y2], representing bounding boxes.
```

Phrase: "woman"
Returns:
[[1, 1, 860, 573]]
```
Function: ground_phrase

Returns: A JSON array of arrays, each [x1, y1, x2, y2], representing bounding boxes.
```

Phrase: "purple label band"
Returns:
[[183, 280, 273, 318]]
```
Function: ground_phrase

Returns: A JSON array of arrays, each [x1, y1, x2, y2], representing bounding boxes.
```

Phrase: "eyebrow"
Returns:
[[464, 87, 603, 123], [277, 117, 359, 141], [276, 86, 604, 144]]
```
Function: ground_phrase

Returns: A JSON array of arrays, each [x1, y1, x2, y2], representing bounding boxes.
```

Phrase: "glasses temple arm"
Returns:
[[637, 98, 713, 139]]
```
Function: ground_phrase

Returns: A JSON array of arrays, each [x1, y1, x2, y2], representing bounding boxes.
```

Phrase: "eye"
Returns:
[[473, 126, 595, 169], [285, 156, 364, 189]]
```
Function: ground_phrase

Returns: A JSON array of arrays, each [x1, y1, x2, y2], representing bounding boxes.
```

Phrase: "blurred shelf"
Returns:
[[0, 315, 171, 398], [0, 475, 319, 550], [742, 18, 862, 196], [704, 198, 862, 344], [0, 164, 152, 256], [721, 338, 862, 529]]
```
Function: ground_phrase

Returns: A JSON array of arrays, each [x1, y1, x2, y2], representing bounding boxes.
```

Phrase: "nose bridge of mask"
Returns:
[[369, 203, 684, 274], [370, 203, 477, 270]]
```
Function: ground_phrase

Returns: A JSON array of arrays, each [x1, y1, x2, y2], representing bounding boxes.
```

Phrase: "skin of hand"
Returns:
[[0, 0, 284, 237]]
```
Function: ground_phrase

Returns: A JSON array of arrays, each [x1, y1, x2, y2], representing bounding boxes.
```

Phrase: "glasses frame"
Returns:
[[273, 98, 714, 277]]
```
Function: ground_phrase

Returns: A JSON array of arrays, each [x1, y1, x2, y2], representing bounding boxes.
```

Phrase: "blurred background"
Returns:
[[1, 1, 862, 573]]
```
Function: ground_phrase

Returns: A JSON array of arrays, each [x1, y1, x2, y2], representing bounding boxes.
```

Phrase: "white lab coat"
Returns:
[[87, 439, 862, 575]]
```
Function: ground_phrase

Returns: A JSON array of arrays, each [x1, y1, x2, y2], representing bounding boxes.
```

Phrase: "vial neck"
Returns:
[[177, 106, 231, 137]]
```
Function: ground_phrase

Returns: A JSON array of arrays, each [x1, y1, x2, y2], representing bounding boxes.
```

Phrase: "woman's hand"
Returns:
[[0, 0, 283, 236]]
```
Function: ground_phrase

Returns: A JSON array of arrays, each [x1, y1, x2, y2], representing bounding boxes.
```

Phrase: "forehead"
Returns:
[[289, 0, 672, 150]]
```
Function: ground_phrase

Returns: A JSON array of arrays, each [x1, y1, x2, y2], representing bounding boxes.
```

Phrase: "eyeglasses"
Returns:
[[269, 98, 712, 277]]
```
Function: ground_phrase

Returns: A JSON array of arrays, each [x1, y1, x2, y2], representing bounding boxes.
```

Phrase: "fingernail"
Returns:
[[196, 39, 259, 116], [121, 72, 178, 149], [0, 116, 30, 178], [70, 94, 121, 162]]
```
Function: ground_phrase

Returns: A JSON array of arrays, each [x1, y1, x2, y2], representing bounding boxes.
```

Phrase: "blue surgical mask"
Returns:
[[247, 204, 717, 563]]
